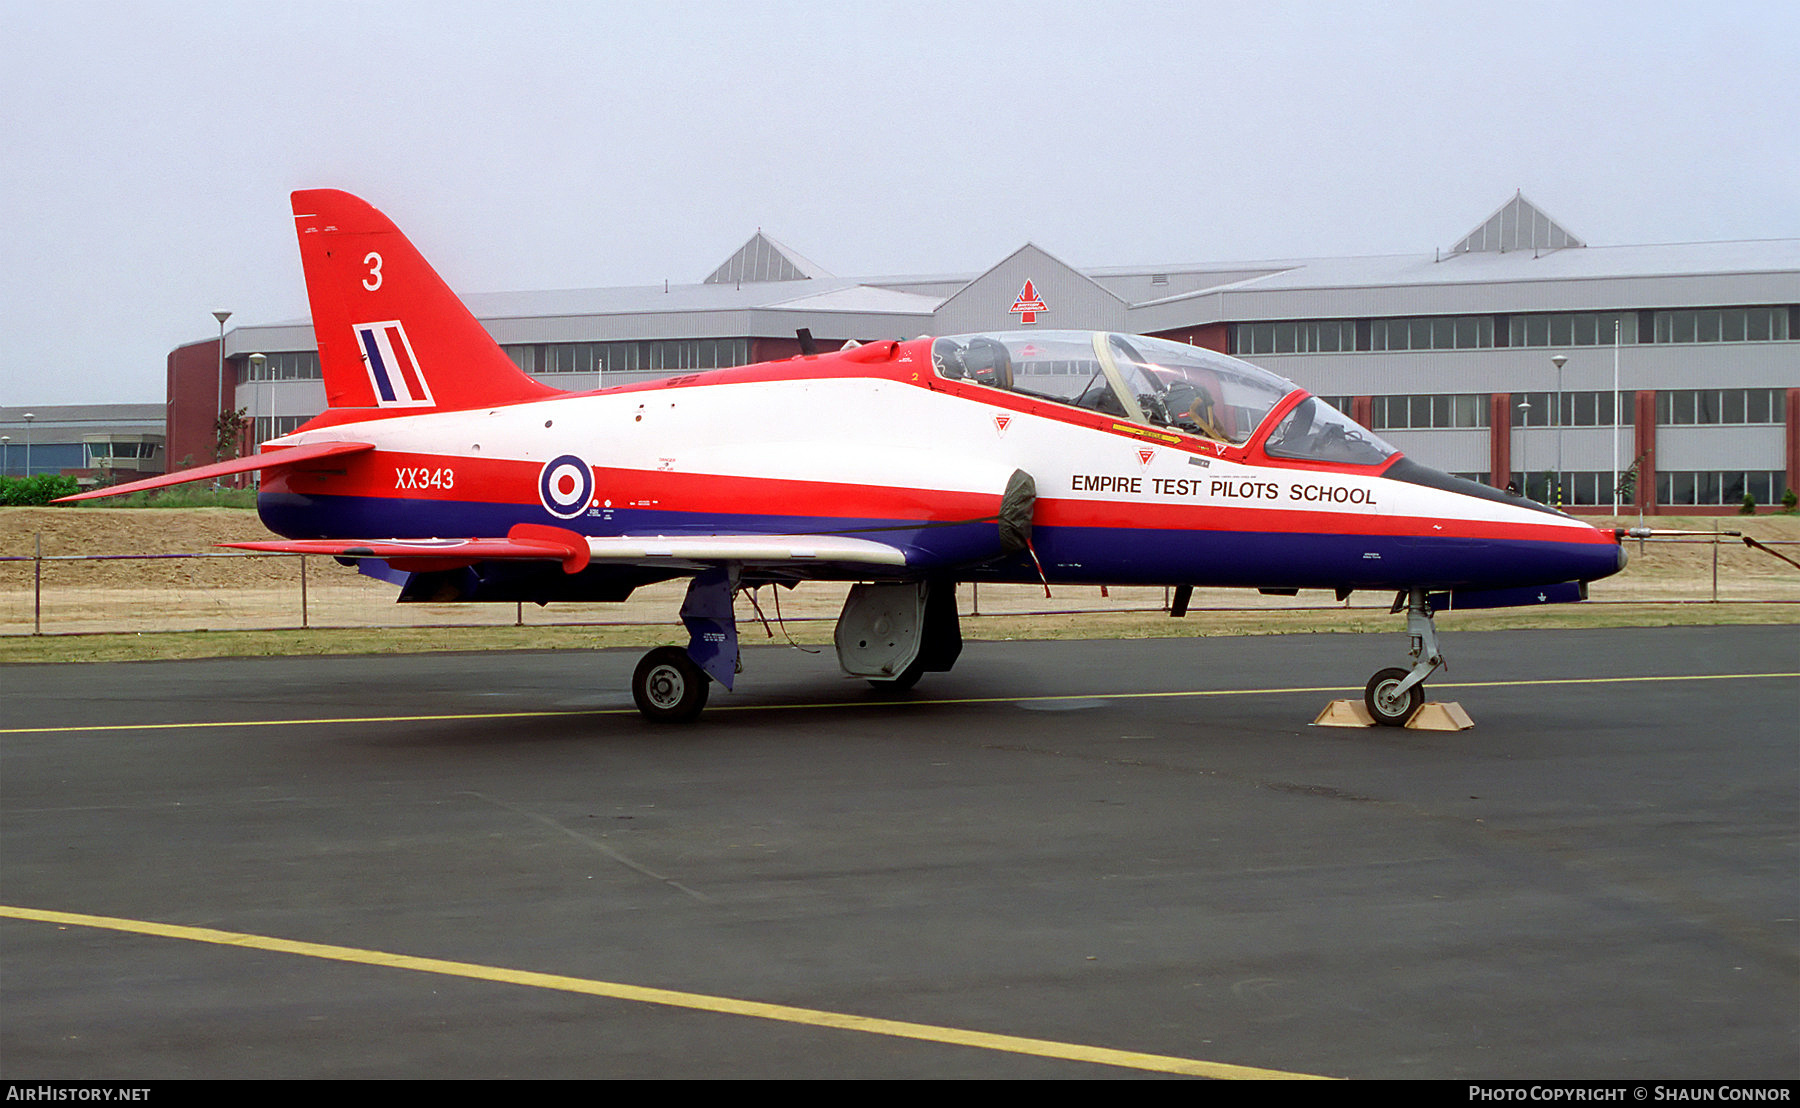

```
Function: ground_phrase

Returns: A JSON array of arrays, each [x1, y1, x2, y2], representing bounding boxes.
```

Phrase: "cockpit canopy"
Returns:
[[930, 331, 1395, 466]]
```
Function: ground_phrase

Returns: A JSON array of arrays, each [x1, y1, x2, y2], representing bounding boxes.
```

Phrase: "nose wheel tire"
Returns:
[[633, 646, 711, 723], [1365, 667, 1423, 727]]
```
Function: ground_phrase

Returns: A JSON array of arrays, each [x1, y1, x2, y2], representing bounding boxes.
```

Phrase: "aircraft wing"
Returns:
[[56, 441, 376, 503], [223, 524, 908, 574]]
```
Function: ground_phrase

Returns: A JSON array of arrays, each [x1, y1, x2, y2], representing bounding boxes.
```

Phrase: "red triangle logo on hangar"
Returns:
[[1010, 280, 1047, 324]]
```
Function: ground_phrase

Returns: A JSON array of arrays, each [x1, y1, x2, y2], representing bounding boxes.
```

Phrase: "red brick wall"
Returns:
[[1489, 393, 1512, 488], [1150, 323, 1230, 353], [166, 339, 226, 473]]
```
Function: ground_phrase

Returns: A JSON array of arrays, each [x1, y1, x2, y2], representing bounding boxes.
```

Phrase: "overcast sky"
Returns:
[[3, 0, 1795, 407]]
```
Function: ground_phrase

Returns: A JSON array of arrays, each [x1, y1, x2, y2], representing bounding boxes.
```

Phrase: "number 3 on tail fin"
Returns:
[[291, 189, 557, 415]]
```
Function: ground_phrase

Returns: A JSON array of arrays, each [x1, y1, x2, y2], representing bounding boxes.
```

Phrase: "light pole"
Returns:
[[1551, 353, 1567, 507], [1, 435, 9, 476], [23, 412, 33, 477], [249, 353, 267, 487], [212, 310, 232, 467], [1517, 398, 1531, 500]]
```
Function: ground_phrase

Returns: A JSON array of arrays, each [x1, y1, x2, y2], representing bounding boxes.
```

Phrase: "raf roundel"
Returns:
[[538, 455, 594, 519]]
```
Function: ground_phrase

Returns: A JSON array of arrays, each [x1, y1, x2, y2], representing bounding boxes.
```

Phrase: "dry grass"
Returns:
[[2, 506, 1794, 665]]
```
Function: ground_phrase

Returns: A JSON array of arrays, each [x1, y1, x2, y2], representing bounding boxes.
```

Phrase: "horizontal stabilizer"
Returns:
[[55, 441, 375, 503], [225, 522, 589, 574]]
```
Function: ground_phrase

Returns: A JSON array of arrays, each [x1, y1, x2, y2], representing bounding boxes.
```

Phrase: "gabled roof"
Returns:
[[1451, 192, 1584, 255], [932, 242, 1129, 333], [703, 231, 832, 284]]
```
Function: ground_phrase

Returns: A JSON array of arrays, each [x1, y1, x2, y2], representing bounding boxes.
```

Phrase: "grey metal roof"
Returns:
[[1451, 192, 1584, 254], [703, 231, 832, 285], [217, 202, 1798, 356], [1, 403, 164, 427]]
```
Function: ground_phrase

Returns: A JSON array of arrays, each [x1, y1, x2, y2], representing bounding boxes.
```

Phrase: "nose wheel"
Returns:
[[1364, 588, 1443, 727], [633, 646, 711, 723], [1365, 666, 1425, 726]]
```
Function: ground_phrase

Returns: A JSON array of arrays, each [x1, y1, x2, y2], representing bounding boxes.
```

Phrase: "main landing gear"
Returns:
[[632, 646, 710, 723], [1363, 587, 1443, 727], [629, 576, 963, 723]]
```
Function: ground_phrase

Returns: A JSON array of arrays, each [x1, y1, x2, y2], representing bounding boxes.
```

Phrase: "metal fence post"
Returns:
[[1712, 523, 1719, 603], [300, 555, 309, 630], [34, 532, 42, 635]]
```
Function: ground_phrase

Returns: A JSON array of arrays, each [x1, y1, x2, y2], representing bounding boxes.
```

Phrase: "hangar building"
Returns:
[[167, 194, 1798, 514]]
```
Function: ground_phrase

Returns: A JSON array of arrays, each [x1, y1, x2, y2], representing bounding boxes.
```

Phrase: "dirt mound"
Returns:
[[2, 507, 294, 588]]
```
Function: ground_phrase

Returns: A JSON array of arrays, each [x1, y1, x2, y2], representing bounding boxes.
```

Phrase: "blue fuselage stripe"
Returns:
[[257, 492, 1622, 591]]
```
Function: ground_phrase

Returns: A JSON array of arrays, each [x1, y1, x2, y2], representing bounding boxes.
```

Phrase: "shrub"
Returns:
[[0, 474, 81, 506]]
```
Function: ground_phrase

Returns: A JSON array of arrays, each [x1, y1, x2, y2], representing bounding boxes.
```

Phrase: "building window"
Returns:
[[1652, 307, 1790, 344], [1656, 470, 1787, 508], [1513, 390, 1631, 427], [1370, 316, 1494, 351], [1369, 393, 1490, 430], [535, 339, 752, 375], [1231, 320, 1357, 355], [238, 351, 321, 382], [1507, 312, 1638, 347], [250, 415, 310, 443], [1655, 388, 1785, 425], [1510, 470, 1635, 507]]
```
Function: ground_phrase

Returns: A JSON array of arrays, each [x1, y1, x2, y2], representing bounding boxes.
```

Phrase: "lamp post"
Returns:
[[249, 353, 267, 488], [23, 412, 33, 477], [212, 310, 232, 468], [1517, 398, 1531, 500], [1, 435, 9, 477], [1551, 353, 1567, 507]]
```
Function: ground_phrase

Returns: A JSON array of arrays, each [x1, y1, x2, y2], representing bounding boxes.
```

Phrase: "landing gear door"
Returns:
[[834, 582, 929, 679]]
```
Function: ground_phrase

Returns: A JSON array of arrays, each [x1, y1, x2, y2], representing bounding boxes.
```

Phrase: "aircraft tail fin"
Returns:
[[291, 189, 559, 416]]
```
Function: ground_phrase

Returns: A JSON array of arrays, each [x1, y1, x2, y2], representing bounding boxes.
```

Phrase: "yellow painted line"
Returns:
[[1, 672, 1794, 736], [1, 905, 1325, 1079], [0, 709, 592, 735]]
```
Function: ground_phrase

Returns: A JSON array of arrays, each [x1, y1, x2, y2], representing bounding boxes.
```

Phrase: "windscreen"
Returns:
[[1262, 396, 1397, 466]]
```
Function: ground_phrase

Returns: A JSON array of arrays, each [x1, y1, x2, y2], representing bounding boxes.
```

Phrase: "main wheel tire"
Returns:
[[1364, 667, 1423, 727], [633, 646, 710, 723]]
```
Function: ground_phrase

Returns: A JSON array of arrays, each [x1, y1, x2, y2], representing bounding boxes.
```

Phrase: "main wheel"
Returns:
[[633, 646, 710, 723], [1364, 667, 1423, 727]]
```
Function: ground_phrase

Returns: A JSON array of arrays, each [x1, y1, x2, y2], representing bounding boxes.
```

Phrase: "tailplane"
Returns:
[[291, 189, 559, 415]]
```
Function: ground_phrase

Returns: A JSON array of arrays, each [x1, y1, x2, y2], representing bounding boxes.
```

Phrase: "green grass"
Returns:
[[77, 487, 258, 509]]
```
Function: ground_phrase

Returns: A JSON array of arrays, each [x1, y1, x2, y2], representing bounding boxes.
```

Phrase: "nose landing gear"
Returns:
[[1364, 588, 1443, 726]]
